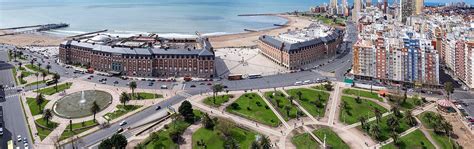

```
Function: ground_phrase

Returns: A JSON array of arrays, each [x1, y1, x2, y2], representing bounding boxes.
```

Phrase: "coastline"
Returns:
[[0, 14, 312, 48]]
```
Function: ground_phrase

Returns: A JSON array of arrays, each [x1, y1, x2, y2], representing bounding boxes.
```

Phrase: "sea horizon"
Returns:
[[0, 0, 467, 37]]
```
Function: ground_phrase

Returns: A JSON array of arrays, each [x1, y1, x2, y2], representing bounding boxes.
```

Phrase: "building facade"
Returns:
[[59, 35, 215, 78]]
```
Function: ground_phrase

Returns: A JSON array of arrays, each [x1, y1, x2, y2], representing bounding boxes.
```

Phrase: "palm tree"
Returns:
[[442, 121, 453, 135], [18, 62, 23, 68], [129, 81, 137, 100], [212, 84, 224, 104], [444, 82, 454, 100], [296, 91, 303, 101], [43, 109, 53, 126], [46, 64, 51, 74], [359, 116, 367, 128], [41, 71, 47, 83], [369, 124, 381, 139], [285, 105, 291, 117], [29, 59, 34, 66], [405, 110, 417, 126], [36, 93, 45, 113], [259, 135, 272, 149], [374, 108, 382, 123], [90, 101, 100, 122], [386, 115, 400, 132], [37, 62, 42, 71], [52, 73, 60, 92], [34, 72, 39, 95], [120, 92, 130, 106], [391, 132, 400, 145], [19, 73, 24, 83], [288, 96, 295, 105]]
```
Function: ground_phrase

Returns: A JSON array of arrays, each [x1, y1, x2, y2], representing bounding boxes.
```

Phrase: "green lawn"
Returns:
[[35, 82, 72, 95], [339, 96, 388, 124], [264, 91, 303, 121], [286, 88, 330, 117], [311, 84, 331, 91], [129, 92, 163, 100], [25, 80, 48, 87], [25, 64, 50, 74], [21, 71, 34, 77], [226, 93, 280, 127], [26, 97, 50, 116], [35, 118, 58, 140], [418, 111, 458, 149], [103, 105, 142, 121], [387, 94, 424, 110], [141, 119, 191, 149], [291, 133, 319, 149], [203, 94, 232, 107], [192, 126, 257, 149], [342, 88, 383, 101], [362, 114, 412, 141], [381, 130, 435, 149], [12, 67, 19, 84], [313, 128, 349, 149], [60, 119, 99, 140]]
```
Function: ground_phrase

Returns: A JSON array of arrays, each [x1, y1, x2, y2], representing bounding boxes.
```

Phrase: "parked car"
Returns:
[[119, 121, 127, 126], [155, 106, 162, 110]]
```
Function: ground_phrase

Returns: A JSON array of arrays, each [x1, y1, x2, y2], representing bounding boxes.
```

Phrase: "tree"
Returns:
[[259, 135, 272, 149], [212, 84, 224, 104], [442, 121, 453, 135], [386, 115, 400, 132], [355, 96, 362, 103], [46, 64, 51, 73], [288, 96, 295, 105], [374, 108, 382, 123], [216, 118, 235, 137], [178, 100, 195, 123], [391, 105, 402, 118], [444, 82, 454, 100], [359, 116, 367, 129], [29, 59, 34, 66], [202, 113, 215, 129], [224, 137, 239, 149], [369, 124, 381, 139], [285, 105, 291, 117], [119, 92, 130, 106], [18, 62, 22, 68], [37, 62, 42, 70], [41, 71, 47, 83], [405, 110, 417, 127], [43, 109, 53, 126], [52, 73, 60, 92], [99, 134, 127, 149], [275, 99, 281, 108], [36, 93, 45, 113], [296, 91, 303, 101], [109, 133, 128, 148], [324, 81, 334, 91], [34, 72, 39, 91], [251, 141, 260, 149], [98, 139, 113, 149], [129, 81, 137, 100], [391, 132, 400, 146], [90, 101, 100, 121]]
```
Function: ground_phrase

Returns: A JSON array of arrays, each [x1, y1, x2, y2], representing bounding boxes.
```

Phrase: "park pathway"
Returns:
[[180, 123, 202, 149], [257, 91, 290, 129], [278, 89, 320, 124]]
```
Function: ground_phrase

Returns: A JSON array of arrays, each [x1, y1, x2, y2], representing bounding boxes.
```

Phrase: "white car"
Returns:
[[17, 135, 21, 141], [303, 80, 311, 84], [294, 81, 302, 85], [119, 121, 127, 126]]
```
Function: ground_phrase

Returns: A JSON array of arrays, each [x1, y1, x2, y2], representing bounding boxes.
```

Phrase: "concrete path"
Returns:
[[279, 89, 320, 124], [417, 118, 441, 149], [180, 123, 202, 149], [327, 82, 341, 126], [257, 91, 290, 129]]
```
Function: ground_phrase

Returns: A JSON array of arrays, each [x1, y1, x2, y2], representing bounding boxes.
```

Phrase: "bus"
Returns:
[[247, 74, 262, 79], [228, 74, 243, 80]]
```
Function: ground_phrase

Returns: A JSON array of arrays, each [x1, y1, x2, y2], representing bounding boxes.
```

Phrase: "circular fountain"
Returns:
[[53, 90, 112, 118]]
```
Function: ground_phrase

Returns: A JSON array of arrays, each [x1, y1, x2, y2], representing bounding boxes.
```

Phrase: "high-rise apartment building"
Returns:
[[400, 0, 415, 23], [415, 0, 424, 15]]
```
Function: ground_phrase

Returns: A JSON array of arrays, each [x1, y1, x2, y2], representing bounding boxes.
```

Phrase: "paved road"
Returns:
[[0, 47, 33, 149]]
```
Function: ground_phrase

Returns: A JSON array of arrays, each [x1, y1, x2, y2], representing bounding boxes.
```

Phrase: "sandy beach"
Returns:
[[208, 14, 313, 48], [0, 14, 312, 48]]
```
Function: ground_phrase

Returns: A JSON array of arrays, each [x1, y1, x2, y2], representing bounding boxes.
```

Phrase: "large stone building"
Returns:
[[59, 34, 215, 78], [257, 23, 343, 70]]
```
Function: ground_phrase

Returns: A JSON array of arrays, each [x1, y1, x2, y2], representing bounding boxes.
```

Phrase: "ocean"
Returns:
[[0, 0, 460, 36], [0, 0, 322, 36]]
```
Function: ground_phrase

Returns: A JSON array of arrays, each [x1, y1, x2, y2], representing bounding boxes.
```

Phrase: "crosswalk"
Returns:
[[2, 86, 21, 91], [3, 93, 19, 99], [177, 91, 192, 98]]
